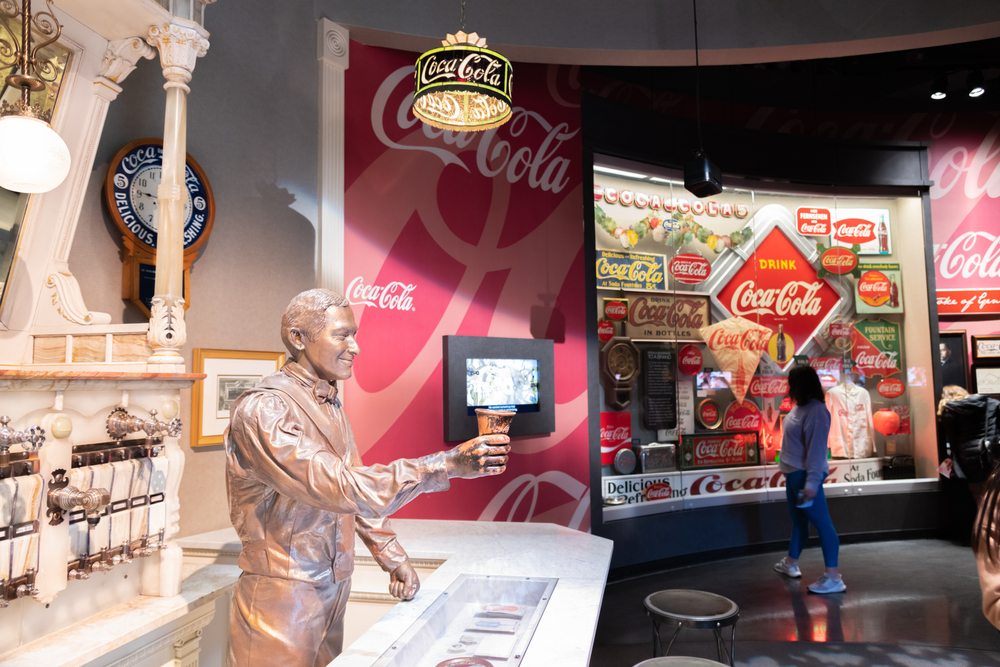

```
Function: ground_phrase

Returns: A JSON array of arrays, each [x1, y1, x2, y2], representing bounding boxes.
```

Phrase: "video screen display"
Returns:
[[466, 358, 540, 415], [696, 371, 731, 392]]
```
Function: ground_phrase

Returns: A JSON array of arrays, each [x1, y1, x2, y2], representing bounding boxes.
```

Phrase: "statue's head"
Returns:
[[281, 289, 359, 382]]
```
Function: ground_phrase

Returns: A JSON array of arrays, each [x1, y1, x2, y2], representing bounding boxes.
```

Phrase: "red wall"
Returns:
[[343, 43, 591, 529]]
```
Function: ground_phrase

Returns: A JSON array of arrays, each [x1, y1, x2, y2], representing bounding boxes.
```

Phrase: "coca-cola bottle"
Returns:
[[889, 275, 899, 308], [776, 324, 787, 363], [877, 215, 889, 254]]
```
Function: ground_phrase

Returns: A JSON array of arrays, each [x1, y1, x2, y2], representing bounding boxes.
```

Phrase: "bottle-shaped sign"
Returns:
[[889, 275, 899, 308], [877, 215, 889, 254], [776, 324, 787, 363]]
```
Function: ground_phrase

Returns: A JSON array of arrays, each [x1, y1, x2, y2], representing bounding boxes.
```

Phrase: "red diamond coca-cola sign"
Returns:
[[669, 253, 712, 285], [600, 411, 631, 465], [723, 400, 762, 432], [712, 224, 845, 371]]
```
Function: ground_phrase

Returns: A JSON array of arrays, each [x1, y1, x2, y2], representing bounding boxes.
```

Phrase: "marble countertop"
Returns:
[[0, 564, 240, 667], [177, 520, 614, 667]]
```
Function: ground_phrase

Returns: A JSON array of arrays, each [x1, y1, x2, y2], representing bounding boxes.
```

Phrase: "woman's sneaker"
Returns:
[[808, 574, 846, 594], [773, 559, 801, 578]]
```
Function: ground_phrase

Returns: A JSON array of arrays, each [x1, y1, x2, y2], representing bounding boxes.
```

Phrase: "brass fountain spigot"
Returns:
[[106, 408, 182, 445], [0, 416, 45, 466], [46, 469, 111, 528]]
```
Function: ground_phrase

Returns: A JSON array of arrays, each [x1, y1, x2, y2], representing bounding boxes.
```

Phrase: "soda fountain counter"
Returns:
[[177, 519, 614, 667]]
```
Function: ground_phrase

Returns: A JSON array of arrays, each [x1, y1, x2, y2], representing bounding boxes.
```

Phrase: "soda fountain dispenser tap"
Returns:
[[46, 470, 111, 527], [106, 408, 182, 444], [0, 416, 45, 466]]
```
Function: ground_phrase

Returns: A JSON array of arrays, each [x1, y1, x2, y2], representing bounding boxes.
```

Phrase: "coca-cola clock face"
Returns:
[[600, 337, 642, 409], [696, 399, 723, 429], [702, 205, 852, 371]]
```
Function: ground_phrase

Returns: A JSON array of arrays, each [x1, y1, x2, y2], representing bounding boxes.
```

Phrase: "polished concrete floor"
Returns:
[[590, 540, 1000, 667]]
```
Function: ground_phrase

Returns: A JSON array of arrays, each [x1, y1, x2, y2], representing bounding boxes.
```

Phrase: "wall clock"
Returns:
[[104, 138, 215, 317], [600, 336, 641, 409]]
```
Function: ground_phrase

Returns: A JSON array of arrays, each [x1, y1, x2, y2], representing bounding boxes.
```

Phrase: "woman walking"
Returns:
[[773, 365, 845, 594]]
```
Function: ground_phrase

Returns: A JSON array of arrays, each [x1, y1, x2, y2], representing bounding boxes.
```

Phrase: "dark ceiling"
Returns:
[[587, 37, 1000, 114]]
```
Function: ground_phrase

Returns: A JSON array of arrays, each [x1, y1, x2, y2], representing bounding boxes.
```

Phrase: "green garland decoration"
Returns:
[[595, 203, 754, 253]]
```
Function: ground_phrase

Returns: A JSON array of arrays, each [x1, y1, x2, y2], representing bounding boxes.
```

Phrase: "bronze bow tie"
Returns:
[[314, 380, 338, 405]]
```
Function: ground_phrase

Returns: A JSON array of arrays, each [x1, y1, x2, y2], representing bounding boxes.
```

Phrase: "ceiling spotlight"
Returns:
[[931, 73, 947, 100], [968, 70, 985, 98]]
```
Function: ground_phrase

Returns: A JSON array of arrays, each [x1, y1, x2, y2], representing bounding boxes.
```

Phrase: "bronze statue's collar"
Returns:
[[283, 362, 339, 406]]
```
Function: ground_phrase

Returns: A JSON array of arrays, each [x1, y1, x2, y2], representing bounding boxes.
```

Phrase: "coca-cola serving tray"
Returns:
[[680, 432, 760, 470], [699, 205, 854, 371]]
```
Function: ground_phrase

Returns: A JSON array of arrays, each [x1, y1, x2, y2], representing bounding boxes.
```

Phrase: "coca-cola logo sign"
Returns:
[[858, 270, 890, 307], [678, 344, 703, 375], [828, 322, 853, 338], [347, 276, 416, 311], [624, 292, 710, 342], [877, 377, 905, 398], [851, 319, 902, 377], [597, 320, 616, 342], [723, 400, 762, 432], [669, 253, 712, 285], [809, 357, 843, 373], [604, 298, 628, 321], [644, 482, 673, 501], [749, 375, 788, 398], [715, 227, 843, 370], [600, 411, 631, 465], [705, 327, 770, 352], [697, 399, 722, 429], [796, 207, 831, 236], [833, 218, 876, 244], [819, 247, 859, 275], [683, 433, 758, 469]]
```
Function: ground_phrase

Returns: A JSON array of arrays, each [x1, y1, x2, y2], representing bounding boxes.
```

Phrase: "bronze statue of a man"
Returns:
[[225, 289, 510, 667]]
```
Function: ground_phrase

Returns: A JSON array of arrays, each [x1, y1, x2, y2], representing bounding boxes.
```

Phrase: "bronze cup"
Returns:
[[475, 408, 515, 437]]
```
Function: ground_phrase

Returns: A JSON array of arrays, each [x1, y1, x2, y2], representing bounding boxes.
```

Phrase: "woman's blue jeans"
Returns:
[[784, 469, 839, 568]]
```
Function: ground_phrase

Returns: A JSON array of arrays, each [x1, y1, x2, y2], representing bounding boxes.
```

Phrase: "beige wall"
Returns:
[[68, 0, 319, 537]]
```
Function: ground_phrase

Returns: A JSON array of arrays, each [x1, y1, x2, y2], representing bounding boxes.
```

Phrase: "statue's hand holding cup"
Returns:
[[444, 409, 514, 479]]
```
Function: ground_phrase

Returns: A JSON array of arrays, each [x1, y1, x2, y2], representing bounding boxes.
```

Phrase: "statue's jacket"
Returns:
[[225, 362, 450, 584]]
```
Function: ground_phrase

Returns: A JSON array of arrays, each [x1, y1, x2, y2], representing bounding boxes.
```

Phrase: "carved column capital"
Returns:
[[99, 37, 157, 85], [146, 23, 210, 92]]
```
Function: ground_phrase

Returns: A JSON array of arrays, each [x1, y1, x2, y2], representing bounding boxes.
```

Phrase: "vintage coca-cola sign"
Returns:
[[644, 482, 673, 501], [833, 218, 877, 244], [624, 292, 710, 341], [819, 247, 859, 275], [597, 319, 616, 342], [680, 432, 759, 469], [346, 276, 416, 311], [779, 396, 794, 411], [723, 401, 762, 432], [669, 253, 712, 285], [828, 322, 853, 338], [678, 344, 703, 375], [857, 270, 891, 307], [600, 411, 631, 465], [877, 377, 905, 398], [809, 357, 843, 373], [697, 399, 722, 429], [796, 207, 831, 236], [851, 318, 902, 377], [715, 228, 843, 370], [749, 375, 788, 398], [604, 298, 629, 321]]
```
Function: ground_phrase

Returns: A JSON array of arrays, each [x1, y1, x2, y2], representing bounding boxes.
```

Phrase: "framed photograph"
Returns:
[[973, 365, 1000, 398], [938, 330, 969, 392], [192, 349, 285, 447], [972, 335, 1000, 363]]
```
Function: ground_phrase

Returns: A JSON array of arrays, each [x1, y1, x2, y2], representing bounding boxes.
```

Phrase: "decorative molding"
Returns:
[[45, 272, 112, 325], [100, 37, 157, 84], [147, 296, 186, 364], [354, 555, 444, 570], [146, 23, 210, 91], [348, 590, 398, 605], [180, 547, 242, 559], [104, 610, 214, 667], [317, 19, 349, 295]]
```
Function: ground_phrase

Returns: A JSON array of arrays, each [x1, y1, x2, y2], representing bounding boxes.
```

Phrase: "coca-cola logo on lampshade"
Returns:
[[413, 31, 513, 131]]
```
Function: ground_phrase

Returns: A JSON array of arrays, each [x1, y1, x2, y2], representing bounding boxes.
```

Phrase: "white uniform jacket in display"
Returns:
[[826, 382, 875, 459]]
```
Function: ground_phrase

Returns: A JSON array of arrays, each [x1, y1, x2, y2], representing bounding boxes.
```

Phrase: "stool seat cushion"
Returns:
[[633, 657, 731, 667], [644, 589, 739, 623]]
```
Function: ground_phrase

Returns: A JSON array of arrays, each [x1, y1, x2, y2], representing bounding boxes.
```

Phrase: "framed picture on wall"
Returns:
[[973, 365, 1000, 398], [972, 335, 1000, 364], [938, 330, 969, 392], [192, 349, 285, 447]]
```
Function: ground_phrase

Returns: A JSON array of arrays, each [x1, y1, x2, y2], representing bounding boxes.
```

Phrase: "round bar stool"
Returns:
[[643, 589, 739, 666], [633, 658, 730, 667]]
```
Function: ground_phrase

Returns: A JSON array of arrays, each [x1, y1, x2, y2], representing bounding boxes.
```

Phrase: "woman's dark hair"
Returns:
[[787, 364, 825, 406], [973, 468, 1000, 564]]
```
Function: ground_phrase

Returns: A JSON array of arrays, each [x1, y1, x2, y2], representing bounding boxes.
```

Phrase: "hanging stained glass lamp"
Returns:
[[412, 31, 513, 132]]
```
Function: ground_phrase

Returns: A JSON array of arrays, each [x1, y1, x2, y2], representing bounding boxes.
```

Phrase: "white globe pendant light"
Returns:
[[0, 114, 71, 193]]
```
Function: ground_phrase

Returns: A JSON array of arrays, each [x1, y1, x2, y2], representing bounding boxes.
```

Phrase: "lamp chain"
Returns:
[[21, 0, 32, 103], [460, 0, 466, 31], [693, 0, 703, 155]]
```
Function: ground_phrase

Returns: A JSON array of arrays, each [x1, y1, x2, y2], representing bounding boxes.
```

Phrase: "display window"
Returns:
[[592, 156, 937, 521]]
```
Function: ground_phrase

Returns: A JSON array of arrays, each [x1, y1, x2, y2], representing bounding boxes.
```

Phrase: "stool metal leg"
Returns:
[[649, 618, 661, 659], [663, 622, 684, 658]]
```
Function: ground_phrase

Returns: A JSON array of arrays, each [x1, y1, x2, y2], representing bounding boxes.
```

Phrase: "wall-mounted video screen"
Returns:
[[443, 336, 555, 441]]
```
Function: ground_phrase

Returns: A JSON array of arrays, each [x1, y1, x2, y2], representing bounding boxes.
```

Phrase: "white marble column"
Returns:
[[145, 23, 209, 368], [317, 19, 349, 295]]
